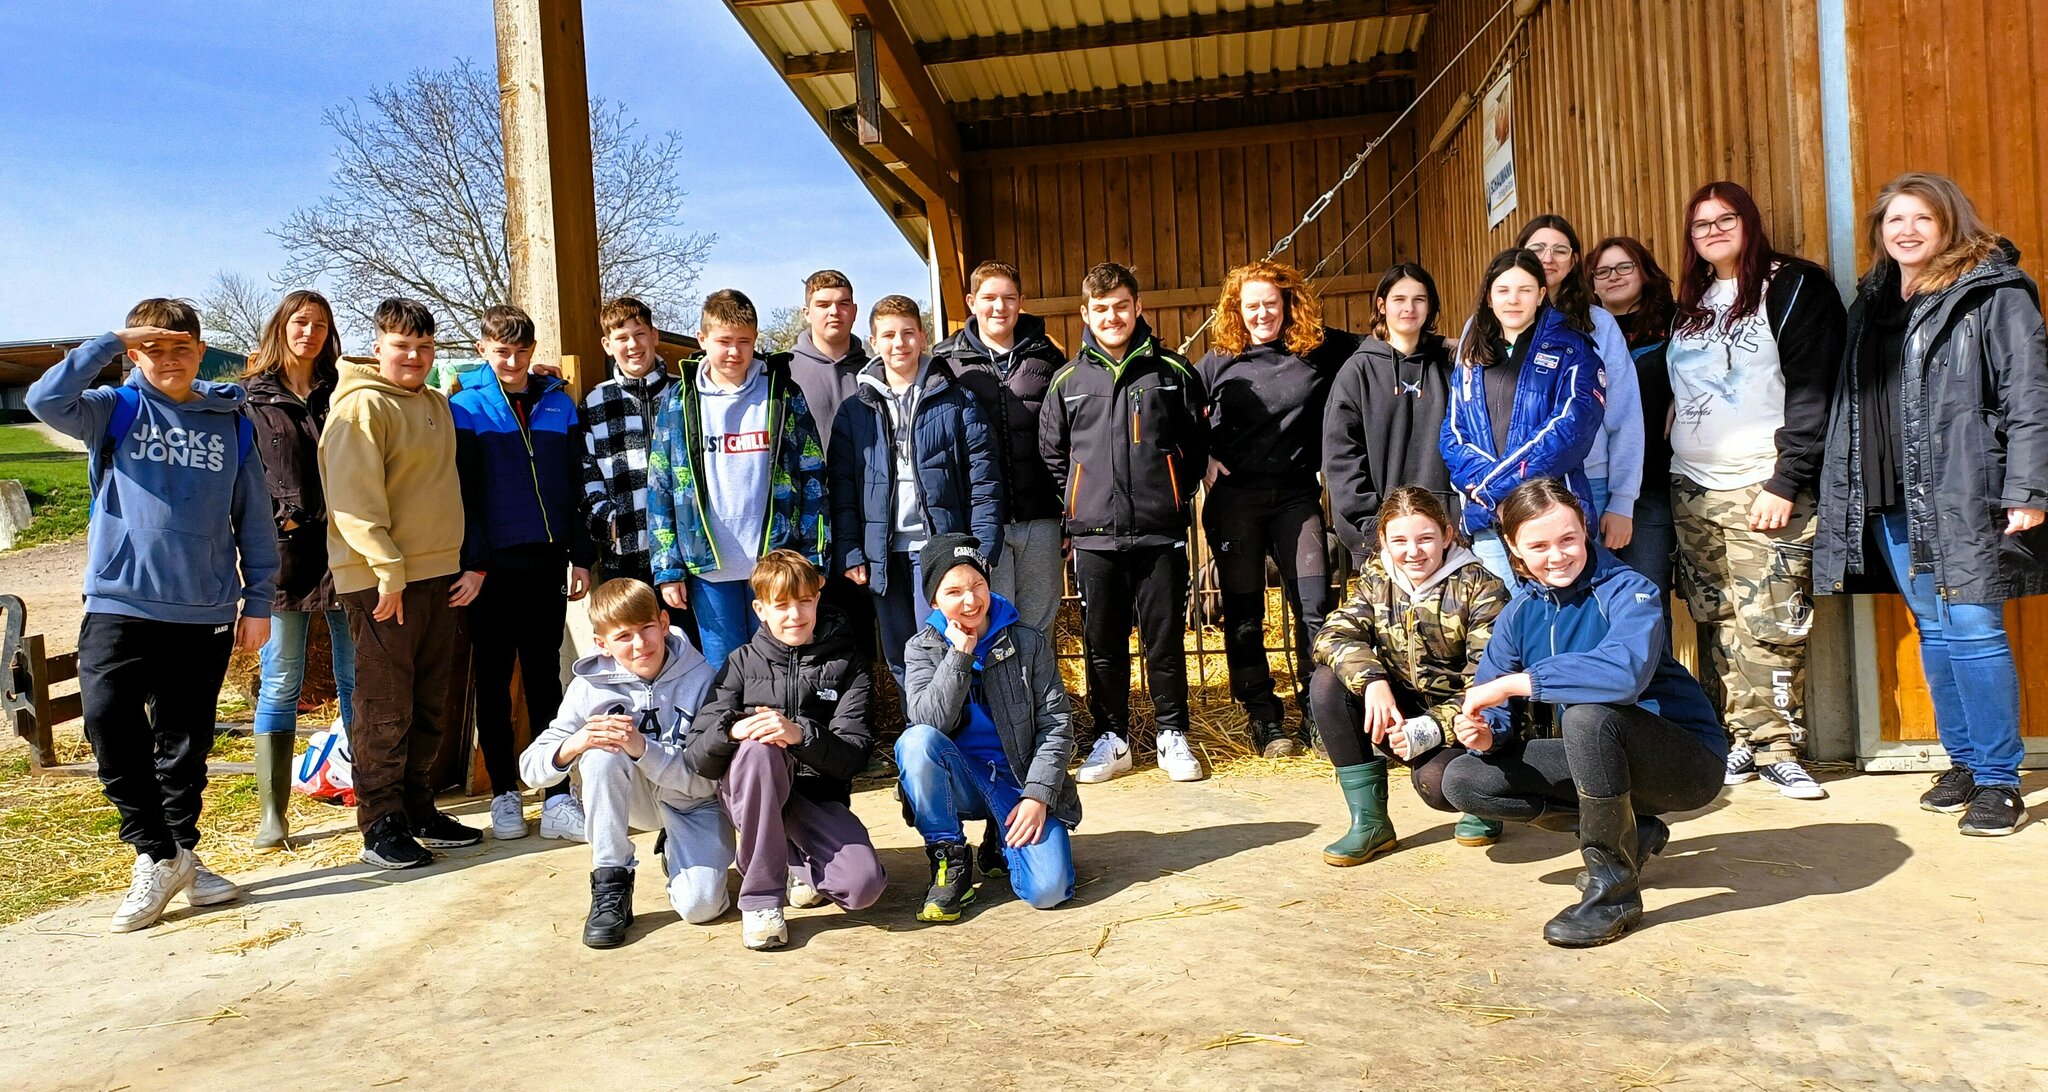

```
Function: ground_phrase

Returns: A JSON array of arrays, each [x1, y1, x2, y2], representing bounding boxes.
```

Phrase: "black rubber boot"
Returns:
[[1576, 814, 1669, 891], [1322, 760, 1397, 866], [1544, 793, 1643, 948], [1527, 801, 1580, 833], [584, 866, 635, 949], [917, 842, 976, 922], [251, 733, 293, 850]]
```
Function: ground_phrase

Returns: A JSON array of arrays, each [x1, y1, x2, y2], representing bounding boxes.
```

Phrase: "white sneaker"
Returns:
[[540, 794, 587, 842], [491, 791, 529, 840], [787, 870, 827, 909], [1759, 761, 1828, 800], [1723, 744, 1757, 786], [742, 907, 788, 950], [1074, 734, 1134, 784], [1155, 730, 1207, 783], [110, 850, 195, 933], [186, 855, 241, 907]]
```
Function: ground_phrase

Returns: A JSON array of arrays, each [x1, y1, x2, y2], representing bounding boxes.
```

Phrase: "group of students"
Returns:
[[27, 166, 2044, 952]]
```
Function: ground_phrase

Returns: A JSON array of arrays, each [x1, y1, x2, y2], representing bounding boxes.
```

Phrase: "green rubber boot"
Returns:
[[1453, 813, 1505, 846], [252, 733, 293, 851], [1322, 760, 1397, 866]]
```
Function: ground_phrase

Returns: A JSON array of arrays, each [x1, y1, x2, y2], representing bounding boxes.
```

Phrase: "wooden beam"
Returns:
[[951, 54, 1419, 122], [494, 0, 605, 399], [822, 108, 929, 215], [1033, 273, 1379, 315], [785, 0, 1435, 77], [964, 114, 1397, 170]]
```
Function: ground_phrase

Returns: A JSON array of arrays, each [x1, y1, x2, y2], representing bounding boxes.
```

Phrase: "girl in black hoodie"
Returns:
[[1197, 259, 1355, 757]]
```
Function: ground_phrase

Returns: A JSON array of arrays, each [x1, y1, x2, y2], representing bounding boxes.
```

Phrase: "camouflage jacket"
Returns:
[[1312, 550, 1509, 732]]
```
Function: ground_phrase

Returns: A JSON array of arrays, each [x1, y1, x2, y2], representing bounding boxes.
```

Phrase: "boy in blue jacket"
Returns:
[[648, 290, 831, 670], [26, 299, 279, 933], [449, 305, 597, 843], [828, 295, 1003, 687]]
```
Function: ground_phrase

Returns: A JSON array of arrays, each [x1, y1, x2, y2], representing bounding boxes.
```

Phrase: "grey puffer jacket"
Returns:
[[903, 596, 1081, 828], [1816, 241, 2048, 604]]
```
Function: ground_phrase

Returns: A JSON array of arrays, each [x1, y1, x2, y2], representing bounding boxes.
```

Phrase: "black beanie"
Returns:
[[920, 533, 990, 604]]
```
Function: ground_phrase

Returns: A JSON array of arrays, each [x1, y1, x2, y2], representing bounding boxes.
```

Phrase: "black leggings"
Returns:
[[1307, 665, 1459, 812], [1203, 479, 1333, 723], [1440, 702, 1723, 820]]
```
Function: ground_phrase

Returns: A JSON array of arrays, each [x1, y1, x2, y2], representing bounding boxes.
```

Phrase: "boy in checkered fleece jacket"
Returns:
[[583, 297, 674, 583]]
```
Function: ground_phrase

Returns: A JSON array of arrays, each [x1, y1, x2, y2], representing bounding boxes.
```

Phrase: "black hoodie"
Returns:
[[684, 608, 875, 805], [1038, 318, 1209, 550], [1197, 327, 1355, 489], [931, 313, 1067, 522], [1322, 333, 1457, 549]]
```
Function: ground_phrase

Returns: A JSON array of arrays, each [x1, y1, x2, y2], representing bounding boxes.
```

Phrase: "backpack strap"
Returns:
[[93, 386, 144, 498]]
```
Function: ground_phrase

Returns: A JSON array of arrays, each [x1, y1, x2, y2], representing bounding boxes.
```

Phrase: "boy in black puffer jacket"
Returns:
[[685, 551, 885, 951]]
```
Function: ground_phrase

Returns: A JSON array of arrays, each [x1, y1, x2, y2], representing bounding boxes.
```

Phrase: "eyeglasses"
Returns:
[[1689, 212, 1741, 238], [1592, 261, 1639, 281], [1525, 243, 1575, 259]]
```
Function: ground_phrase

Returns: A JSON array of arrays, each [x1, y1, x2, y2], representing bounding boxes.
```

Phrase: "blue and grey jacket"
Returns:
[[26, 332, 278, 624], [1473, 547, 1725, 757], [449, 369, 595, 571], [1440, 305, 1605, 533]]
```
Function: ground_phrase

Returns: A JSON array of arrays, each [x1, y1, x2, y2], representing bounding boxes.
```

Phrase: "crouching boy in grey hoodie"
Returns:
[[521, 578, 735, 948]]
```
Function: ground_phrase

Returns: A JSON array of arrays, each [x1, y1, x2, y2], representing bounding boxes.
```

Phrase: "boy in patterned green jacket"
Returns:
[[647, 290, 829, 669]]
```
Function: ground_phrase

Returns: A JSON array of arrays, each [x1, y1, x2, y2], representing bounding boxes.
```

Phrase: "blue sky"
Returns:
[[0, 0, 927, 342]]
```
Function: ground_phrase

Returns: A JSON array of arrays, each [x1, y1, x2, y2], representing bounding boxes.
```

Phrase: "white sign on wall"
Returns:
[[1483, 67, 1518, 229]]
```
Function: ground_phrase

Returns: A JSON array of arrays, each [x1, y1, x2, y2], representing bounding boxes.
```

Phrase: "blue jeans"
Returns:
[[1614, 483, 1676, 596], [255, 609, 356, 735], [894, 723, 1075, 910], [1471, 528, 1516, 585], [688, 577, 759, 671], [874, 551, 926, 689], [1871, 506, 2024, 787]]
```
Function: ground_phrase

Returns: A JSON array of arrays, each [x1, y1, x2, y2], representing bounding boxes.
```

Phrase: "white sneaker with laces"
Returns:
[[1759, 760, 1828, 800], [1074, 734, 1134, 784], [110, 850, 195, 933], [1155, 730, 1207, 783], [787, 870, 827, 909], [1723, 744, 1757, 786], [491, 791, 528, 840], [742, 907, 788, 950], [186, 855, 241, 907], [541, 794, 587, 842]]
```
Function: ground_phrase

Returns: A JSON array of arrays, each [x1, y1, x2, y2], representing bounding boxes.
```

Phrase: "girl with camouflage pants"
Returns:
[[1666, 182, 1846, 799]]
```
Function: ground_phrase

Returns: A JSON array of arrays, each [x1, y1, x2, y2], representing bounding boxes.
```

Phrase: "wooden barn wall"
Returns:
[[958, 85, 1423, 358], [1847, 0, 2048, 743], [1409, 0, 1829, 325]]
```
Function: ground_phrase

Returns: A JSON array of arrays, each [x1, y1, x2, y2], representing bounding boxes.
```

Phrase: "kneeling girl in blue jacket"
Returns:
[[1442, 478, 1726, 950]]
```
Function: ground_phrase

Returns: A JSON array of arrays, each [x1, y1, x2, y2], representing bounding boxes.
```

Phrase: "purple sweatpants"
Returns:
[[718, 741, 887, 912]]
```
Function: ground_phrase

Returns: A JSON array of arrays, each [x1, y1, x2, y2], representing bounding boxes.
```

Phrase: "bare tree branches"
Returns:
[[198, 272, 277, 354], [274, 58, 714, 351], [756, 306, 806, 355]]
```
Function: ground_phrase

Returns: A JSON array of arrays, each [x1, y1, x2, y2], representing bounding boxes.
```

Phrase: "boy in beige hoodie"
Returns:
[[319, 298, 481, 869]]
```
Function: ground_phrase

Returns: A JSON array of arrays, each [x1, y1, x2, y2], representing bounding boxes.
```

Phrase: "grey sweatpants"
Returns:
[[989, 518, 1064, 637], [580, 748, 735, 924]]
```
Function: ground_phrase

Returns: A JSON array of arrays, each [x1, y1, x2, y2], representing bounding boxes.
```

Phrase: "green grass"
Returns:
[[0, 424, 89, 548]]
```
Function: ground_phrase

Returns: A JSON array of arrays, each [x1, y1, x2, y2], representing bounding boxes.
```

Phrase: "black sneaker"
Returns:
[[1958, 786, 2028, 837], [584, 866, 634, 948], [916, 842, 976, 922], [977, 822, 1008, 880], [1920, 765, 1976, 814], [1250, 717, 1303, 759], [360, 814, 432, 870], [413, 810, 484, 848]]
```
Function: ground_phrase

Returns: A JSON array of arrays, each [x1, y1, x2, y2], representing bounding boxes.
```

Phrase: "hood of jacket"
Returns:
[[855, 354, 945, 401], [1079, 318, 1158, 373], [568, 629, 716, 741], [1385, 544, 1485, 601], [334, 360, 435, 402], [921, 593, 1020, 668], [743, 606, 856, 662], [935, 314, 1055, 363], [788, 329, 866, 371]]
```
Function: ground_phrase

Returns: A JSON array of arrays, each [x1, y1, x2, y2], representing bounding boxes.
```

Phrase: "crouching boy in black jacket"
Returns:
[[685, 550, 885, 950]]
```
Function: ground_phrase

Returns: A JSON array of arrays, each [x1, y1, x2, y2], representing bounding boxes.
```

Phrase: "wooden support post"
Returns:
[[495, 0, 606, 400]]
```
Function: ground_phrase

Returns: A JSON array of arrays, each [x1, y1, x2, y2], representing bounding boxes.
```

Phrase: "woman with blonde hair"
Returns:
[[241, 289, 353, 849], [1197, 259, 1355, 757], [1816, 171, 2048, 836]]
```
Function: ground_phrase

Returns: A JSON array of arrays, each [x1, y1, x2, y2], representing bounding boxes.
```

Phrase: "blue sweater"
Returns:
[[449, 369, 594, 571], [1440, 305, 1605, 533], [1473, 547, 1725, 757], [26, 332, 278, 624]]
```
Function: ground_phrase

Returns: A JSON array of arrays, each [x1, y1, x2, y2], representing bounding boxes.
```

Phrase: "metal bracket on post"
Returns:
[[852, 15, 882, 146]]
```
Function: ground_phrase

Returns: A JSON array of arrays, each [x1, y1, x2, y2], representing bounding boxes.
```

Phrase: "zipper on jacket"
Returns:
[[1067, 464, 1082, 520], [759, 370, 789, 558], [680, 370, 721, 572], [498, 380, 557, 544]]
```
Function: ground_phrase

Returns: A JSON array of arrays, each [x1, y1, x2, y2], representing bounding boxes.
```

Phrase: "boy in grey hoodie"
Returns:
[[521, 578, 733, 948], [26, 299, 279, 933]]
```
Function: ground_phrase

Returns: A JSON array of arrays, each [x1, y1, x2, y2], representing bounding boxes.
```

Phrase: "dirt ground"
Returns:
[[2, 538, 87, 657], [1, 764, 2042, 1091]]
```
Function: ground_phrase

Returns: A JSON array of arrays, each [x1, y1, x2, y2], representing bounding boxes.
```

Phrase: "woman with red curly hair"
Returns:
[[1197, 259, 1358, 757]]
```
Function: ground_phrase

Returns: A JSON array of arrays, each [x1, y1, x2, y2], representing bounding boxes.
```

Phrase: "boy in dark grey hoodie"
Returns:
[[521, 579, 732, 948], [26, 298, 279, 933]]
